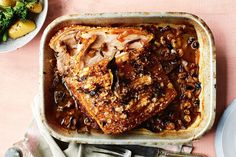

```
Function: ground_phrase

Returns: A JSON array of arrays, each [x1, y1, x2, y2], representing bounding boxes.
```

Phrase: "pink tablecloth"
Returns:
[[1, 0, 236, 156]]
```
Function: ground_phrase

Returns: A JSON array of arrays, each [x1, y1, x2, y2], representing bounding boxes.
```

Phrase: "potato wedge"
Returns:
[[0, 0, 16, 7], [8, 20, 36, 39], [27, 2, 43, 13]]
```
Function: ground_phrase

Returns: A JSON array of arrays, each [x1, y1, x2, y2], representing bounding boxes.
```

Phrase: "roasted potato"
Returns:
[[0, 0, 16, 7], [27, 2, 43, 13], [8, 20, 36, 39]]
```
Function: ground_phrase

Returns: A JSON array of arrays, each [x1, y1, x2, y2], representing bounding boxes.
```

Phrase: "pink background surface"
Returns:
[[1, 0, 236, 156]]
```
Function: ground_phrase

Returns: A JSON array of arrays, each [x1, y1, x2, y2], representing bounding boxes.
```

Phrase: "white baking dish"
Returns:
[[39, 12, 216, 146]]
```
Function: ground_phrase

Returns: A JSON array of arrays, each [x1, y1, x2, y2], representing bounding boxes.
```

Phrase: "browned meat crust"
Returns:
[[65, 51, 176, 134]]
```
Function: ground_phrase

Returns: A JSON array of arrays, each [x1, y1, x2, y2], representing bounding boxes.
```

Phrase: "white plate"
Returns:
[[215, 99, 236, 157], [0, 0, 48, 53]]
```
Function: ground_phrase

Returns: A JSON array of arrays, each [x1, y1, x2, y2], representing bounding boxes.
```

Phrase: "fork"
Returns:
[[85, 145, 132, 157]]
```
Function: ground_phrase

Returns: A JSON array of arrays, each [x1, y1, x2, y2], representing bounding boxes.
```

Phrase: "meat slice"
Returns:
[[49, 25, 177, 134], [49, 25, 153, 75], [65, 51, 176, 134]]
